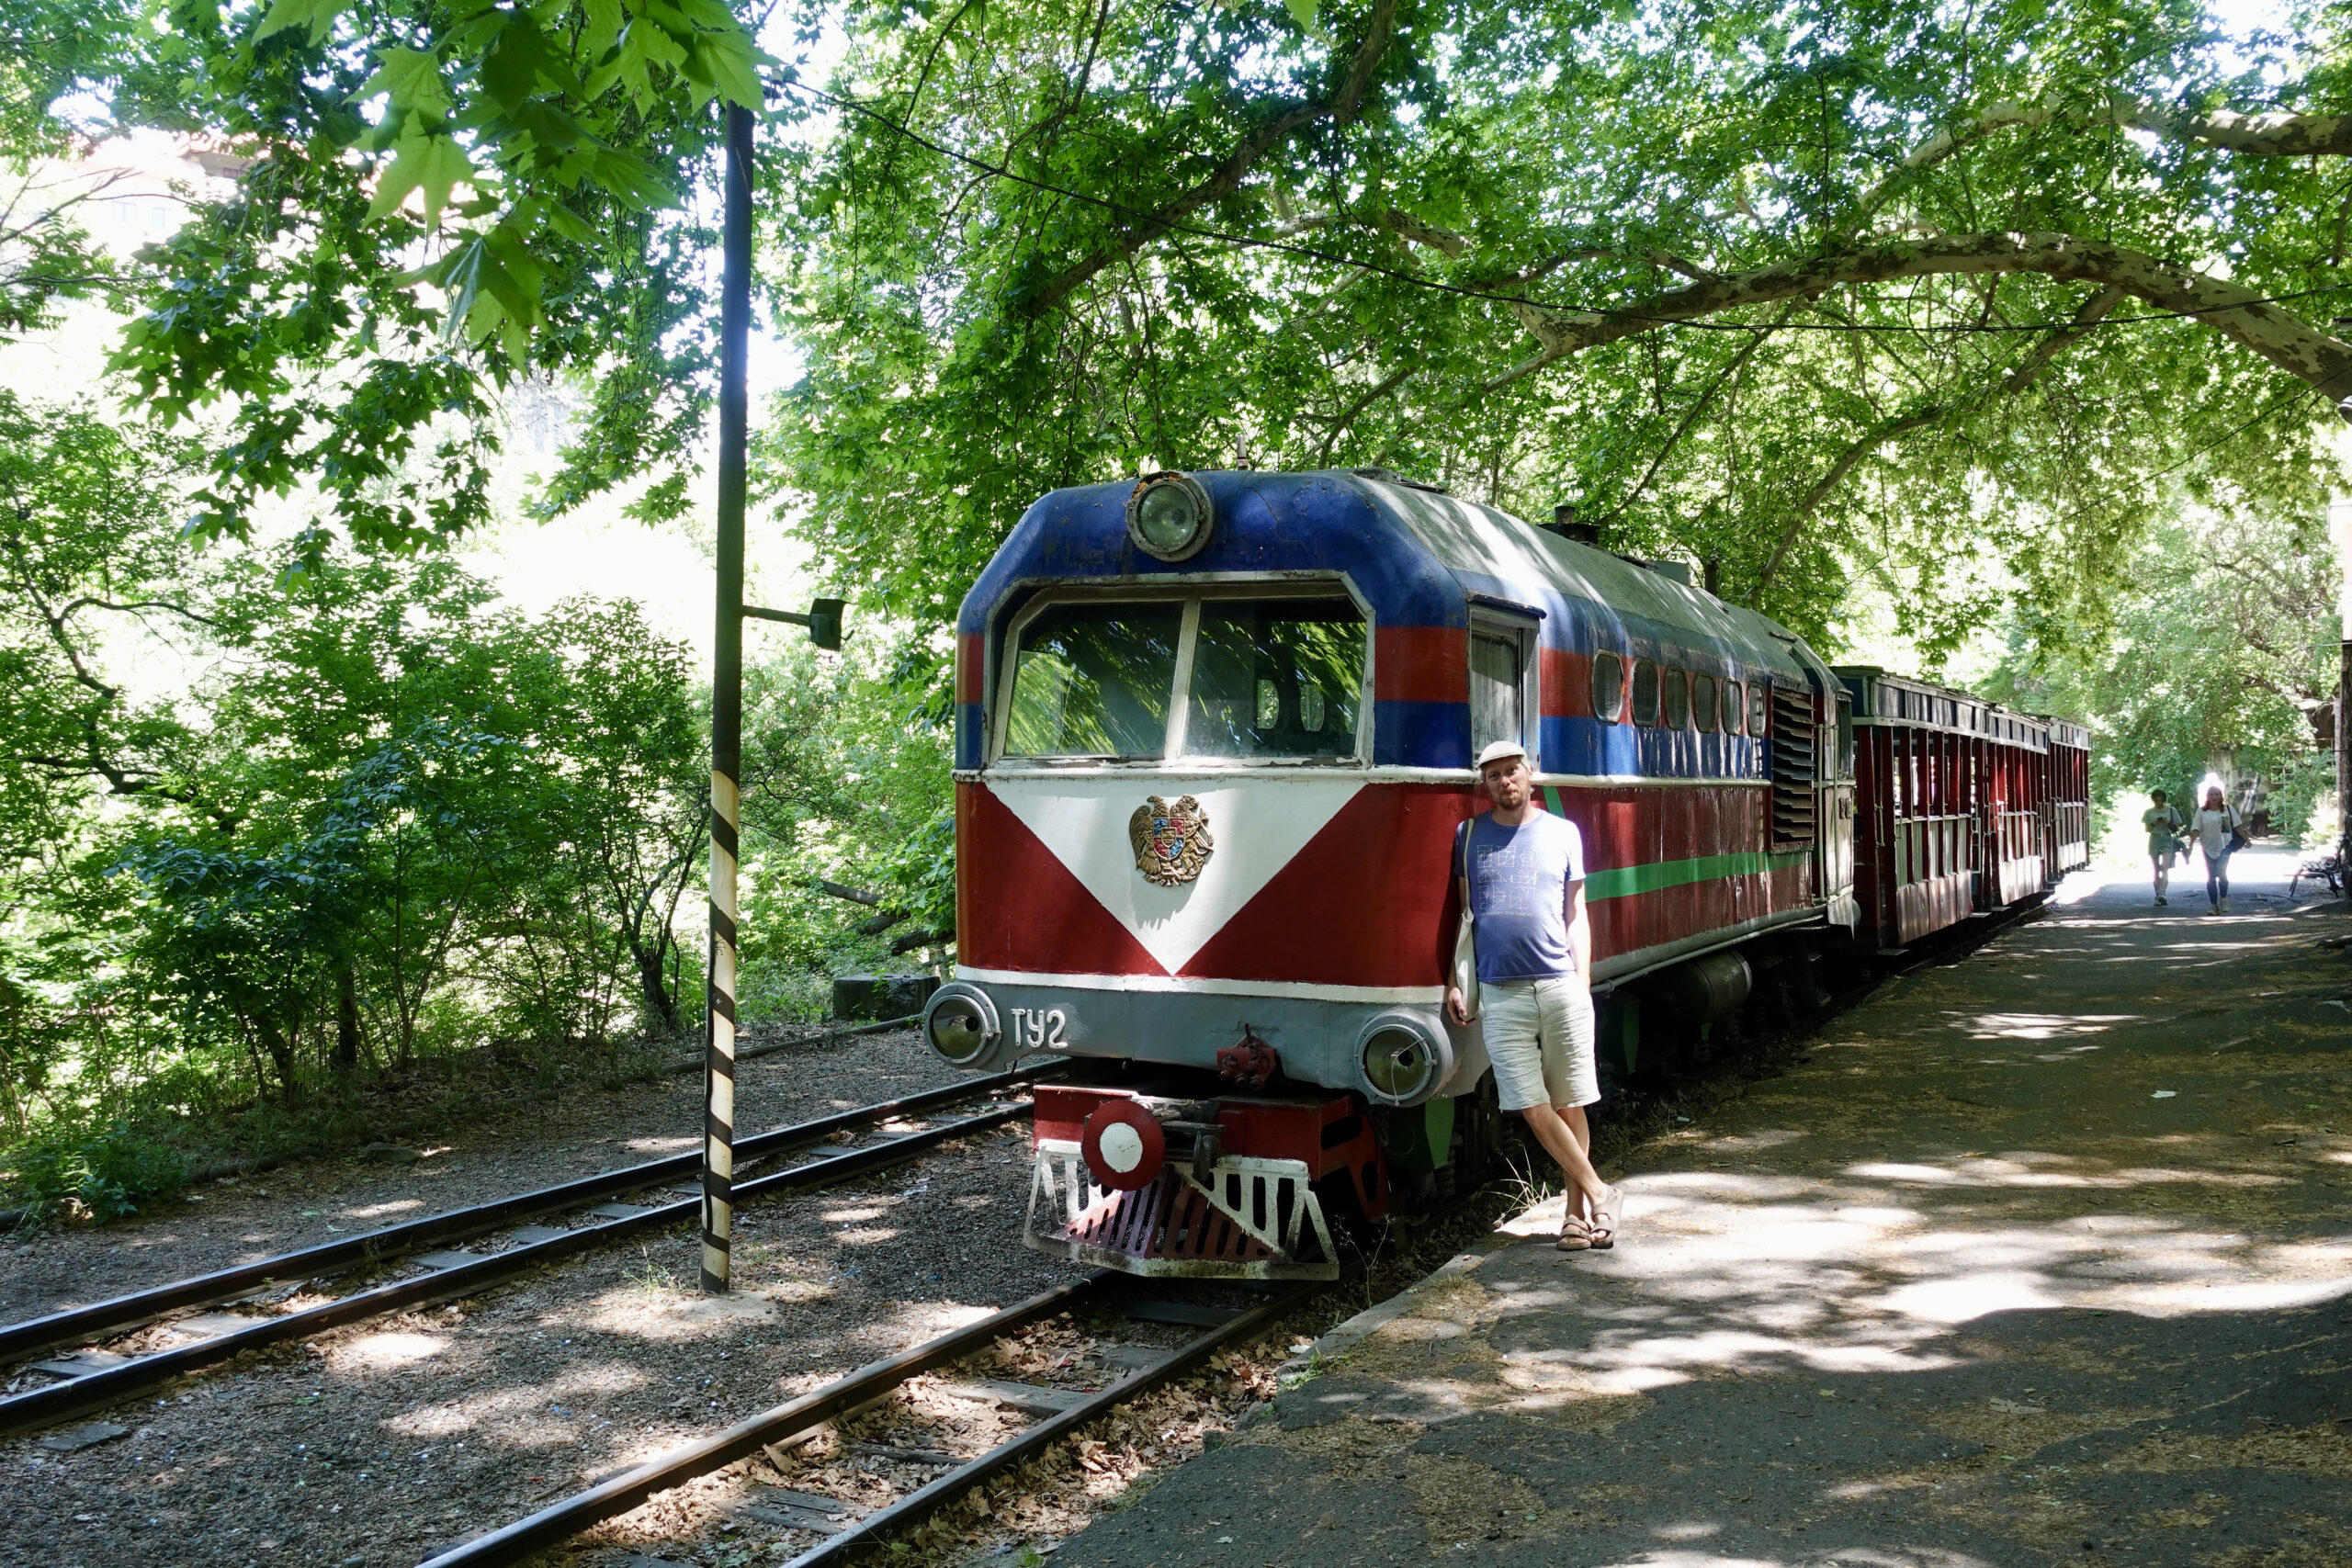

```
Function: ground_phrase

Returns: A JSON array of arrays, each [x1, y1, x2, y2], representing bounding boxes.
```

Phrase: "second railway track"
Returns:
[[0, 1059, 1060, 1436]]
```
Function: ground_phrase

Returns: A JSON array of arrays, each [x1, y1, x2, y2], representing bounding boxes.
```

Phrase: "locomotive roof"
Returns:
[[964, 468, 1831, 689]]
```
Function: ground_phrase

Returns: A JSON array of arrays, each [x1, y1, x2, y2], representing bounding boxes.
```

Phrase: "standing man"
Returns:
[[1444, 739, 1623, 1250], [2143, 788, 2184, 907]]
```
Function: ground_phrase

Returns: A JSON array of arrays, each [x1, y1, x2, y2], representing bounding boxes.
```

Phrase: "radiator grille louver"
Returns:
[[1770, 686, 1817, 846]]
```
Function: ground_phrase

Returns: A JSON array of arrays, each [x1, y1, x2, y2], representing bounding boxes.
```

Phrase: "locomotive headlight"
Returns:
[[922, 982, 1000, 1066], [1125, 472, 1215, 562], [1356, 1012, 1453, 1107]]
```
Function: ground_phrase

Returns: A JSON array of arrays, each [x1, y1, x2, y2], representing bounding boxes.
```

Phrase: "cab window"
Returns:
[[1631, 660, 1659, 726], [1469, 630, 1523, 754], [1693, 673, 1719, 733], [1004, 602, 1182, 759], [1186, 600, 1365, 760]]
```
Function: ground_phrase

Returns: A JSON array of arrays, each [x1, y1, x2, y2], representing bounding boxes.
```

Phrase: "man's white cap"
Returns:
[[1474, 739, 1528, 772]]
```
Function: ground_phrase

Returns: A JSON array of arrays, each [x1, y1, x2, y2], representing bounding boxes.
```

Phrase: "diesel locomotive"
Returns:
[[917, 468, 2091, 1280]]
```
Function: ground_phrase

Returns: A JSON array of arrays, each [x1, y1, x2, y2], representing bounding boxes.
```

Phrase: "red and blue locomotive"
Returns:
[[918, 468, 2090, 1279]]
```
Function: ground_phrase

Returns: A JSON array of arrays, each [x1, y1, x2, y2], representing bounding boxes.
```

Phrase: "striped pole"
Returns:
[[703, 100, 755, 1293]]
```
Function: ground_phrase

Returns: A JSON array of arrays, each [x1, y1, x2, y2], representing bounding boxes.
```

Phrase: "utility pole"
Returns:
[[703, 100, 845, 1292], [2334, 501, 2352, 872], [703, 100, 754, 1294]]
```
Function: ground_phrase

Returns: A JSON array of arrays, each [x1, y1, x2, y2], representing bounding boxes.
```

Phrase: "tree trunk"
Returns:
[[255, 1016, 300, 1104], [635, 935, 680, 1035], [335, 967, 359, 1074]]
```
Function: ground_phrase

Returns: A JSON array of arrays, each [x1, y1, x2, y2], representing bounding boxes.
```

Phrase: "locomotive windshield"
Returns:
[[1001, 592, 1365, 762], [1003, 602, 1182, 759], [1185, 600, 1364, 759]]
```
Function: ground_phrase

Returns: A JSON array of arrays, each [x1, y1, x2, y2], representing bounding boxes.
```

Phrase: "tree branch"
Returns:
[[1312, 361, 1416, 461], [1504, 232, 2352, 414], [2000, 283, 2125, 392], [1020, 0, 1397, 317], [1747, 282, 2130, 601], [1591, 304, 1795, 527]]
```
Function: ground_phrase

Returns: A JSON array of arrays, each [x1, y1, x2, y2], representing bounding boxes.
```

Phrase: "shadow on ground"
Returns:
[[1058, 854, 2352, 1567]]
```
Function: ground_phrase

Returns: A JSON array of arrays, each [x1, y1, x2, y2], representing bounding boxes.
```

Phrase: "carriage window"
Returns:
[[1004, 602, 1182, 759], [1469, 631, 1523, 754], [1723, 679, 1744, 734], [1589, 650, 1625, 722], [1693, 673, 1719, 733], [1185, 599, 1365, 759], [1630, 660, 1659, 726], [1662, 668, 1689, 729], [1748, 682, 1769, 737]]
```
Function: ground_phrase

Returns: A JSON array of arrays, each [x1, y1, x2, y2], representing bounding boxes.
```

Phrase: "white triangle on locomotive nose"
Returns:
[[989, 774, 1367, 975]]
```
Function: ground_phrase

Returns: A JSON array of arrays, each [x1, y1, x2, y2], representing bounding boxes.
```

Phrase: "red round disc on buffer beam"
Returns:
[[1080, 1100, 1167, 1191]]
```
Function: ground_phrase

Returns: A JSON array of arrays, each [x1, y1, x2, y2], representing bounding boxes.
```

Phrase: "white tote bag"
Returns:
[[1452, 821, 1480, 1021]]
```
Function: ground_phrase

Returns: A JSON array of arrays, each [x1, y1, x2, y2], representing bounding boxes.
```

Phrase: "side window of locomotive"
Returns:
[[1723, 678, 1744, 734], [1589, 650, 1625, 722], [1748, 682, 1770, 738], [1469, 630, 1523, 754], [1630, 660, 1659, 726], [1185, 598, 1366, 759], [1693, 673, 1719, 733], [1661, 667, 1690, 729], [1003, 601, 1182, 759]]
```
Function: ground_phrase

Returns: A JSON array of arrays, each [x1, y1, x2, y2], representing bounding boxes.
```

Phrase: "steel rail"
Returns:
[[781, 1282, 1318, 1568], [0, 1060, 1052, 1365], [0, 1101, 1033, 1436], [413, 1273, 1125, 1568]]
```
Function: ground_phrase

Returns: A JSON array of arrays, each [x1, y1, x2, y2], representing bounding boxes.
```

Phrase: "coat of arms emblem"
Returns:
[[1127, 795, 1214, 886]]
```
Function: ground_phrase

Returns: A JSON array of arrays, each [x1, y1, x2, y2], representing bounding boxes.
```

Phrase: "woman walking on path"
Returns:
[[2143, 789, 2184, 906], [2188, 785, 2244, 915]]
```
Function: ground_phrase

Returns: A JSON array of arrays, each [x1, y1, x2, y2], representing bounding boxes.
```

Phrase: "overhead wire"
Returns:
[[765, 73, 2352, 339]]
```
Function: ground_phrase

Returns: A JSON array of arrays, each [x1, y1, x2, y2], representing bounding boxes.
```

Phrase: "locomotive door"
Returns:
[[1820, 687, 1858, 924]]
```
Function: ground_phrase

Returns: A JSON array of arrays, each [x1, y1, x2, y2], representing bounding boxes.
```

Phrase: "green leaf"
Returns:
[[699, 28, 768, 111], [367, 116, 476, 229], [354, 47, 450, 124], [254, 0, 347, 43], [1283, 0, 1325, 39], [542, 204, 596, 244]]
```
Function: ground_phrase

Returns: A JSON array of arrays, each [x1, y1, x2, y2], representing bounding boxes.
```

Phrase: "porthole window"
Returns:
[[1693, 673, 1719, 733], [1723, 679, 1744, 734], [1662, 668, 1689, 729], [1589, 650, 1625, 722], [1748, 682, 1769, 737], [1631, 660, 1659, 727]]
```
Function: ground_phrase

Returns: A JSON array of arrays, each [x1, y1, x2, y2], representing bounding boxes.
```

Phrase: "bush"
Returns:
[[4, 1123, 188, 1224]]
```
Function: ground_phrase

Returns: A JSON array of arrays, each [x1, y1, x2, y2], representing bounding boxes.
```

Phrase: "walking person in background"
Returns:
[[2188, 785, 2244, 915], [2143, 789, 2185, 906]]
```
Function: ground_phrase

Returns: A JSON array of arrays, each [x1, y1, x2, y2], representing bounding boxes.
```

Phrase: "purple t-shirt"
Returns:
[[1455, 811, 1586, 983]]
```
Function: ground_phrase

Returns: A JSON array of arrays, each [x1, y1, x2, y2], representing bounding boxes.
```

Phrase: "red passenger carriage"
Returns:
[[917, 469, 2089, 1279]]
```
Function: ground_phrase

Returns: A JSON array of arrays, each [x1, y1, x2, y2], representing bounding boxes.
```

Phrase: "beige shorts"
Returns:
[[1481, 976, 1599, 1112]]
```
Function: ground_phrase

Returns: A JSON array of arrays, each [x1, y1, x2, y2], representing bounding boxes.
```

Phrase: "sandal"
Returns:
[[1555, 1215, 1593, 1251], [1588, 1185, 1623, 1250]]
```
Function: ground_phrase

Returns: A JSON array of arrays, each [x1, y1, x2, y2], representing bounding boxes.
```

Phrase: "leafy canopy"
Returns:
[[763, 0, 2352, 656]]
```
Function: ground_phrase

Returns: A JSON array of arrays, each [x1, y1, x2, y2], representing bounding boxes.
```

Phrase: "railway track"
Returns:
[[390, 914, 2060, 1568], [417, 1269, 1317, 1568], [0, 1058, 1060, 1436], [413, 1181, 1513, 1568]]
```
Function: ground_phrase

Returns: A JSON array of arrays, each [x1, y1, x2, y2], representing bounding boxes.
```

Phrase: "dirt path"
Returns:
[[1058, 852, 2352, 1567]]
